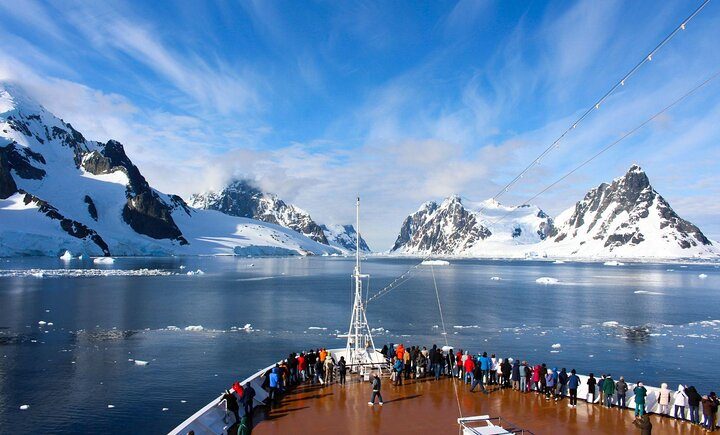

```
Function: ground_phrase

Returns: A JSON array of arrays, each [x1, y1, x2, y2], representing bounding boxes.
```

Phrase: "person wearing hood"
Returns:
[[633, 382, 648, 417], [268, 365, 281, 406], [632, 413, 652, 435], [470, 360, 488, 394], [338, 356, 347, 386], [221, 389, 240, 425], [598, 375, 606, 407], [545, 369, 556, 400], [519, 361, 529, 393], [673, 384, 687, 420], [685, 385, 702, 424], [603, 374, 615, 408], [237, 414, 251, 435], [511, 360, 520, 391], [393, 357, 404, 386], [456, 349, 464, 379], [657, 383, 671, 416], [324, 354, 335, 384], [501, 358, 511, 388], [479, 352, 491, 384], [463, 355, 475, 385], [616, 376, 629, 409], [242, 383, 256, 418]]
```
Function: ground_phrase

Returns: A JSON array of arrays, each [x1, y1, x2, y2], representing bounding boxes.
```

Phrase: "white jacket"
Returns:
[[674, 386, 687, 407]]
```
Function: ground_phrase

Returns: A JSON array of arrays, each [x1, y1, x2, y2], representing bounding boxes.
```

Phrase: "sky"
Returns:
[[1, 0, 719, 250]]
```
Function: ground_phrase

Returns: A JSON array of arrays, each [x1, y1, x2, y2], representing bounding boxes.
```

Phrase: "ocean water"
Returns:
[[0, 256, 718, 433]]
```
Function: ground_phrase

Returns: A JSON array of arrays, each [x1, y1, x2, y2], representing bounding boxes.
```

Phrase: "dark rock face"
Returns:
[[22, 192, 110, 255], [0, 142, 46, 180], [550, 164, 711, 250], [391, 197, 492, 254], [190, 179, 328, 244], [84, 195, 98, 221], [82, 140, 187, 244], [0, 149, 18, 199]]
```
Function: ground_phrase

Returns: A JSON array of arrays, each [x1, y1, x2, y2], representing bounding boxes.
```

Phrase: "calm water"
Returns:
[[0, 256, 718, 433]]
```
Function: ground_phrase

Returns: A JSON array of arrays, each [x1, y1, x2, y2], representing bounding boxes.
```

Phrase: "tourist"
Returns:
[[338, 356, 347, 386], [532, 364, 541, 392], [242, 383, 256, 417], [470, 360, 488, 394], [545, 368, 556, 400], [288, 353, 298, 385], [324, 354, 335, 384], [673, 384, 687, 419], [307, 350, 316, 378], [657, 383, 671, 416], [446, 349, 455, 378], [616, 376, 628, 409], [428, 345, 437, 375], [393, 357, 404, 386], [221, 389, 240, 424], [632, 413, 652, 435], [298, 353, 307, 382], [380, 344, 389, 359], [490, 354, 498, 385], [313, 358, 324, 384], [686, 385, 702, 424], [568, 369, 580, 408], [557, 368, 568, 400], [368, 372, 383, 406], [237, 415, 251, 435], [539, 364, 547, 396], [702, 392, 718, 431], [519, 361, 528, 393], [456, 349, 464, 379], [479, 352, 491, 385], [603, 374, 615, 408], [634, 382, 648, 417], [598, 375, 606, 406], [431, 346, 443, 380], [586, 373, 597, 404], [269, 365, 281, 406], [511, 359, 520, 391], [501, 358, 511, 388], [496, 357, 504, 387], [464, 354, 475, 385]]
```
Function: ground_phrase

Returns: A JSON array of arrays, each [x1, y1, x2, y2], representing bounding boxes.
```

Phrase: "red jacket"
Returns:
[[298, 356, 306, 370], [232, 382, 244, 398], [463, 358, 475, 373]]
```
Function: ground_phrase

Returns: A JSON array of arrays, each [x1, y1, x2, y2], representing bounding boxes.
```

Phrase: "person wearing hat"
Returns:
[[603, 374, 615, 408], [567, 369, 580, 408], [633, 381, 648, 417], [220, 389, 240, 425], [616, 376, 629, 409]]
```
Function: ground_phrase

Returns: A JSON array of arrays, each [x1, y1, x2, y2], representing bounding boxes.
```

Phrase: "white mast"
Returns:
[[345, 196, 377, 374]]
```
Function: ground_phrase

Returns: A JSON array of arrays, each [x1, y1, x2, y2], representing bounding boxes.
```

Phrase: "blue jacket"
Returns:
[[479, 356, 491, 370], [269, 372, 279, 388], [394, 359, 404, 372], [568, 374, 580, 389]]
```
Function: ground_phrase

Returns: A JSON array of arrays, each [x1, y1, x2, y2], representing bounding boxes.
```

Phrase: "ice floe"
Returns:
[[93, 257, 115, 265], [0, 269, 175, 278], [603, 260, 624, 266], [421, 260, 450, 266], [107, 405, 115, 408], [535, 277, 559, 285], [551, 343, 561, 349], [634, 290, 664, 295], [19, 404, 30, 410], [453, 325, 480, 329], [186, 269, 205, 276], [60, 251, 73, 261], [698, 273, 708, 279], [602, 321, 620, 327], [553, 260, 565, 264], [38, 321, 47, 325], [307, 326, 327, 330], [184, 325, 204, 332], [134, 360, 149, 366], [490, 276, 502, 281]]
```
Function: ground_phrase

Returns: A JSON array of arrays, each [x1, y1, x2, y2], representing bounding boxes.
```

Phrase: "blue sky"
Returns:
[[1, 0, 719, 249]]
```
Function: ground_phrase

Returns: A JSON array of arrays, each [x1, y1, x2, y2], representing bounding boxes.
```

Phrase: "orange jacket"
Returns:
[[395, 345, 404, 360]]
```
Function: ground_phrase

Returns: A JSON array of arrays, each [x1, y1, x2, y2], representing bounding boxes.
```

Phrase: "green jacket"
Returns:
[[603, 377, 616, 395], [237, 415, 251, 435], [634, 386, 647, 404]]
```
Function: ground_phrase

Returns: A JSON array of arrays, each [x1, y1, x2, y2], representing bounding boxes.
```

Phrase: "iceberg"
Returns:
[[93, 257, 115, 265], [603, 260, 624, 266], [698, 273, 708, 279], [134, 360, 149, 366], [20, 405, 30, 410], [490, 276, 502, 281], [184, 325, 204, 332], [535, 277, 559, 285], [421, 260, 450, 266], [60, 250, 73, 261]]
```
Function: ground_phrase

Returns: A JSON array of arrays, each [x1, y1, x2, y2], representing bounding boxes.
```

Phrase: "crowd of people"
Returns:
[[216, 344, 719, 433], [379, 342, 719, 432]]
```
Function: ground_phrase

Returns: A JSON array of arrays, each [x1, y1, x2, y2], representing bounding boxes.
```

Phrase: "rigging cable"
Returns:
[[485, 68, 720, 228], [430, 265, 463, 419]]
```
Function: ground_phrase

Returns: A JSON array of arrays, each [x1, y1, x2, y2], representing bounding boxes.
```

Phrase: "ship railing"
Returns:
[[458, 415, 535, 435]]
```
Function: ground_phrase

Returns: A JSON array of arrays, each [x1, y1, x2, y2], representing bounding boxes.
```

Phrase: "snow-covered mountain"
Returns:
[[543, 165, 718, 258], [390, 195, 554, 256], [391, 166, 718, 259], [0, 82, 337, 257], [189, 180, 328, 244], [189, 180, 371, 252], [320, 223, 370, 253]]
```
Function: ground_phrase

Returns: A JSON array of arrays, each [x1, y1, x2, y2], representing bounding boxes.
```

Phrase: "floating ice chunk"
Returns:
[[550, 350, 560, 353], [179, 265, 186, 270], [107, 404, 115, 408], [421, 260, 449, 266], [166, 326, 180, 331], [551, 343, 561, 349], [602, 321, 620, 327], [453, 325, 480, 329], [535, 277, 559, 285], [162, 408, 169, 411], [38, 321, 47, 325], [603, 261, 624, 266], [307, 326, 327, 330], [185, 325, 204, 332], [134, 360, 149, 366], [60, 251, 73, 261], [20, 404, 30, 410], [698, 274, 708, 279], [93, 257, 115, 265], [186, 269, 205, 276], [45, 309, 50, 313], [490, 276, 502, 281], [31, 271, 45, 278], [553, 260, 565, 264], [242, 323, 252, 331], [677, 344, 685, 348], [47, 322, 54, 326], [634, 290, 664, 295]]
